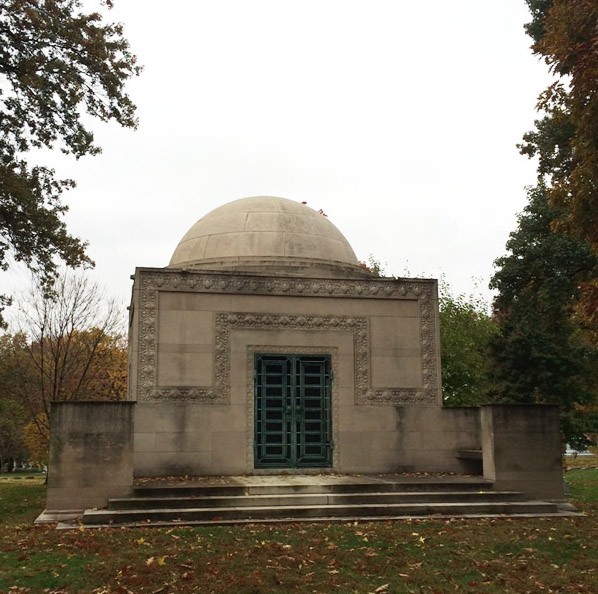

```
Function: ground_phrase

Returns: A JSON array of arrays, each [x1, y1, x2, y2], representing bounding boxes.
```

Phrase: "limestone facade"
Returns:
[[127, 267, 443, 476], [42, 197, 566, 513]]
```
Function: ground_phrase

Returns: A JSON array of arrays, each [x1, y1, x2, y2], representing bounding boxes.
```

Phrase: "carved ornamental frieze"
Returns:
[[136, 269, 440, 405]]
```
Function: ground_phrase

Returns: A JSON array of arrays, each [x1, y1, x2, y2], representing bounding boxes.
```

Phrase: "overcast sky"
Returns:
[[5, 1, 553, 321]]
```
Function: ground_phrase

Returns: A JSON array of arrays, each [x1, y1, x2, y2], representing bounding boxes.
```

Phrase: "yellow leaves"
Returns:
[[23, 413, 50, 466], [146, 554, 168, 567], [135, 537, 145, 545], [411, 531, 426, 545]]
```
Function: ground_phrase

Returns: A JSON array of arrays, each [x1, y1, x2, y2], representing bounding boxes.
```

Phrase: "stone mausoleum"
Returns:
[[43, 196, 566, 515]]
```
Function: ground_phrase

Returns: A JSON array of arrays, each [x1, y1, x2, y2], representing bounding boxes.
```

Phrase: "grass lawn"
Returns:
[[1, 468, 597, 593]]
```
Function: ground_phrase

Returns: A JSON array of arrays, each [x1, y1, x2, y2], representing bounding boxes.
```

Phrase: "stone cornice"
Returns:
[[135, 268, 436, 300]]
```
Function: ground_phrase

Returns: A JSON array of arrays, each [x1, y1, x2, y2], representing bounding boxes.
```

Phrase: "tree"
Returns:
[[0, 398, 29, 472], [496, 1, 598, 444], [438, 281, 498, 406], [3, 271, 127, 454], [0, 332, 34, 471], [519, 0, 598, 328], [489, 184, 598, 445], [23, 413, 49, 467], [0, 0, 140, 326]]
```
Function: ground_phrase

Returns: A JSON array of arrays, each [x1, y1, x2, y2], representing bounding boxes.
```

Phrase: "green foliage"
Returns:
[[520, 0, 598, 331], [521, 1, 598, 248], [562, 409, 598, 452], [438, 281, 498, 406], [523, 0, 553, 45], [496, 1, 598, 445], [358, 254, 386, 276], [0, 0, 140, 325], [0, 399, 29, 470], [489, 185, 598, 443]]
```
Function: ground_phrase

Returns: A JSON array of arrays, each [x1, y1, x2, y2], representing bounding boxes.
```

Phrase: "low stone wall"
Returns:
[[42, 401, 566, 512], [131, 403, 483, 477], [46, 402, 135, 511], [392, 406, 482, 474], [481, 404, 564, 500]]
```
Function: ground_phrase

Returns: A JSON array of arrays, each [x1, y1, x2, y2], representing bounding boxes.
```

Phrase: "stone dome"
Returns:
[[169, 196, 369, 278]]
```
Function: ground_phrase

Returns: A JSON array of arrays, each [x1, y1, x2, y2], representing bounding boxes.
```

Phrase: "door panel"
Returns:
[[254, 354, 332, 468]]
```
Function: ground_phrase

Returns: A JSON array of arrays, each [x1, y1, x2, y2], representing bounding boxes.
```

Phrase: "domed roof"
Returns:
[[169, 196, 368, 278]]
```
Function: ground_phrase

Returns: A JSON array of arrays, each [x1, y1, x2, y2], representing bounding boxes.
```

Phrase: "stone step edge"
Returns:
[[132, 482, 495, 496], [84, 500, 560, 521], [108, 490, 526, 508], [76, 509, 581, 530]]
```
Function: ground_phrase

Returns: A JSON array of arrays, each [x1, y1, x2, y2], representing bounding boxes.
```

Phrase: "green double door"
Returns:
[[254, 354, 333, 469]]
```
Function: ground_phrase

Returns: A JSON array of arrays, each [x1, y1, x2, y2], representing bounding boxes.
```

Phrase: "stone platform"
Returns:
[[70, 473, 579, 528]]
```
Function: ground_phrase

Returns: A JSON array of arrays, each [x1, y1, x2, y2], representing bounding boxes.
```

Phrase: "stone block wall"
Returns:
[[481, 404, 564, 499], [46, 402, 134, 511], [391, 406, 482, 474], [42, 401, 568, 511], [134, 402, 247, 476], [132, 403, 482, 477]]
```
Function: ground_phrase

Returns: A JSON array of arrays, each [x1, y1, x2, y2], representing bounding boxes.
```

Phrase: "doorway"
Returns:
[[254, 354, 332, 468]]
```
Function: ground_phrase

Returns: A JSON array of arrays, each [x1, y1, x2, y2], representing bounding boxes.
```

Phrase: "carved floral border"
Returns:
[[137, 270, 439, 405]]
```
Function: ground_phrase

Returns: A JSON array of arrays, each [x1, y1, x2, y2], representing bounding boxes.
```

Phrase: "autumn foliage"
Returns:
[[0, 272, 127, 466], [490, 2, 598, 445], [520, 0, 598, 329]]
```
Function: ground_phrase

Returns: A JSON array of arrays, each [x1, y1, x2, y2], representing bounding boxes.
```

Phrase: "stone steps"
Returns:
[[84, 500, 560, 526], [80, 476, 567, 527], [106, 490, 526, 510], [129, 479, 492, 498]]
